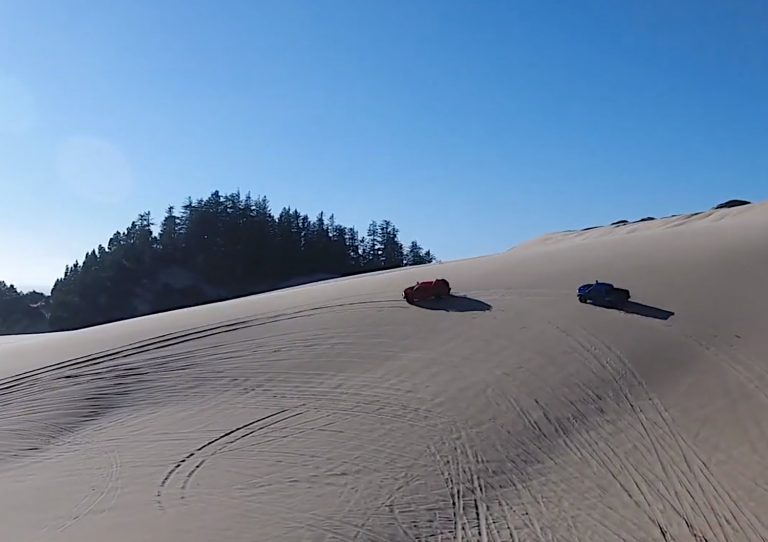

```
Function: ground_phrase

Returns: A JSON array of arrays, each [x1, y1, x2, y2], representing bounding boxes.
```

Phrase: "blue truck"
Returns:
[[577, 281, 631, 307]]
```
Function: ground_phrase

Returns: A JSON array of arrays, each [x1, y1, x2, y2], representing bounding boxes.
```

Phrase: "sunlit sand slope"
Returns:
[[2, 202, 768, 541]]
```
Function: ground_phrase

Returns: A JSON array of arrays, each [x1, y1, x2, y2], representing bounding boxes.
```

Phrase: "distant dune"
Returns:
[[2, 200, 768, 541]]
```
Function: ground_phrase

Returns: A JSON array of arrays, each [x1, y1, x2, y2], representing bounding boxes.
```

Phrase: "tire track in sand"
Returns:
[[553, 323, 707, 539], [178, 411, 325, 497], [561, 323, 731, 540], [553, 320, 768, 541], [0, 300, 401, 398], [583, 326, 768, 541], [156, 408, 300, 510], [57, 449, 121, 533]]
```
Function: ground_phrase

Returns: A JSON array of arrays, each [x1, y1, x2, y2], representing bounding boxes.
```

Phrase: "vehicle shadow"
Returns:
[[589, 300, 675, 320], [411, 294, 492, 312]]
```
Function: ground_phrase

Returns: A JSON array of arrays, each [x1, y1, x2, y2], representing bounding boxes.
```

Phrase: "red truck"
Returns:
[[403, 278, 451, 304]]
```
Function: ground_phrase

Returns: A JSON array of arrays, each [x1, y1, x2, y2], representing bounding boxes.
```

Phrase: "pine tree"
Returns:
[[379, 220, 404, 268], [362, 221, 381, 269], [159, 206, 181, 259], [0, 281, 20, 299], [405, 241, 423, 266], [345, 226, 362, 270]]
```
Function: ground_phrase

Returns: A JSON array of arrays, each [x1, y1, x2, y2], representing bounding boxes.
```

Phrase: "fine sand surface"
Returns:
[[2, 202, 768, 541]]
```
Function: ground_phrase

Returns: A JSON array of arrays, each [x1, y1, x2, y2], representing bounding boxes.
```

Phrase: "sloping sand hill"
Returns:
[[2, 202, 768, 541]]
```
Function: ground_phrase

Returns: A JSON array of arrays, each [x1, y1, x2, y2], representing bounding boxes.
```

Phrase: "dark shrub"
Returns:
[[713, 199, 750, 210]]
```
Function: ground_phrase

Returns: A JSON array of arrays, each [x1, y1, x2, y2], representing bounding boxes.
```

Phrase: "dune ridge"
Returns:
[[1, 201, 768, 541]]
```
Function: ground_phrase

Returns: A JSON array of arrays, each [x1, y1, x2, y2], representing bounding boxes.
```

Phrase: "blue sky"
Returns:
[[1, 0, 766, 292]]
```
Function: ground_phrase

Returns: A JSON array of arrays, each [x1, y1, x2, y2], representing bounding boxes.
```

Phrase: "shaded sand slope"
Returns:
[[2, 202, 768, 541]]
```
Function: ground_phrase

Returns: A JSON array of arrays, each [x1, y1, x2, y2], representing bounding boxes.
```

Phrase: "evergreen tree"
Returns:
[[345, 226, 362, 269], [361, 221, 381, 270], [0, 281, 20, 299], [405, 241, 434, 266], [159, 206, 182, 260], [379, 220, 404, 268]]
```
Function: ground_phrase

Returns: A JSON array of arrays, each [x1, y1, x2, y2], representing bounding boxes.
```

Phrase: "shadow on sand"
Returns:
[[411, 294, 492, 312], [589, 300, 675, 320]]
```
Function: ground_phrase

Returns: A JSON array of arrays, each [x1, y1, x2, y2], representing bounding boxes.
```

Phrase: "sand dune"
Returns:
[[2, 202, 768, 541]]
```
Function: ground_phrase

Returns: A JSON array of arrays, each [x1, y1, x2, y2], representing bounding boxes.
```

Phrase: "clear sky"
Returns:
[[1, 0, 766, 292]]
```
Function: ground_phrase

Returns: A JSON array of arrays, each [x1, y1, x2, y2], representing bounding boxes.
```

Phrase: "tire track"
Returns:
[[559, 323, 727, 540], [477, 307, 712, 538], [156, 408, 296, 510], [682, 332, 768, 405], [1, 300, 413, 467], [483, 385, 651, 538], [364, 472, 422, 542], [178, 410, 307, 495], [581, 326, 768, 541], [57, 449, 121, 532], [0, 299, 400, 397], [554, 320, 768, 541], [430, 435, 534, 542], [200, 486, 398, 542]]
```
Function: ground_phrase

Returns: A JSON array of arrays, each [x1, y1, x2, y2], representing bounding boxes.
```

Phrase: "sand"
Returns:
[[2, 202, 768, 541]]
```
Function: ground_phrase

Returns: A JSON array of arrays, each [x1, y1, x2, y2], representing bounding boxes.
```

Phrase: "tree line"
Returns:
[[0, 281, 48, 334], [46, 190, 435, 331]]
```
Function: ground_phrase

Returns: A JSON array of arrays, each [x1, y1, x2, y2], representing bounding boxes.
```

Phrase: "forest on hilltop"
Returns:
[[0, 190, 435, 333]]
